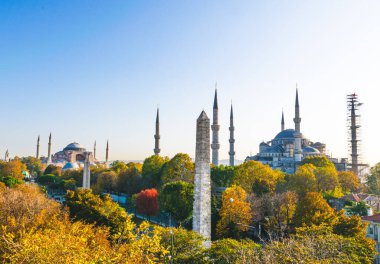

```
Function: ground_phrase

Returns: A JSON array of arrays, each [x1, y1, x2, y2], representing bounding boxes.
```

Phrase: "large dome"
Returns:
[[63, 142, 86, 152], [274, 129, 296, 139]]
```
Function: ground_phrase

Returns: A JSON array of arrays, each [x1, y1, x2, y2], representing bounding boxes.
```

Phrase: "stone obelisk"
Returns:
[[47, 133, 52, 164], [193, 110, 211, 248], [36, 135, 40, 159], [82, 152, 91, 189]]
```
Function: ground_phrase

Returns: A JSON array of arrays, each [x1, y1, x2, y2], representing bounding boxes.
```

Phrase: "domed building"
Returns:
[[50, 142, 95, 170], [246, 90, 347, 174]]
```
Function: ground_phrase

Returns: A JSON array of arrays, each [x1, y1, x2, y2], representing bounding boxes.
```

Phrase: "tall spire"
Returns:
[[106, 140, 109, 163], [293, 87, 301, 133], [211, 87, 220, 165], [47, 133, 52, 164], [154, 108, 161, 155], [4, 149, 9, 162], [281, 110, 285, 131], [36, 135, 40, 159], [93, 140, 97, 160], [229, 103, 235, 166]]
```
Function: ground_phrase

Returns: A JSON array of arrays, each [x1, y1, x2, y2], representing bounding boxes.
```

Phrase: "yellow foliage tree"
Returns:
[[216, 185, 252, 238]]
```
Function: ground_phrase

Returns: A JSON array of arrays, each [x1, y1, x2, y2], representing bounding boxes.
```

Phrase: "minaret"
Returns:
[[229, 104, 235, 166], [293, 88, 302, 162], [47, 133, 52, 164], [293, 88, 301, 133], [36, 135, 40, 159], [211, 87, 220, 166], [154, 108, 161, 155], [281, 110, 285, 131], [193, 110, 211, 248], [93, 141, 96, 160], [106, 140, 109, 163], [4, 150, 9, 162], [82, 152, 91, 189]]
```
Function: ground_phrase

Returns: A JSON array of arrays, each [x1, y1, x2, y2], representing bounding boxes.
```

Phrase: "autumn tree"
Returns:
[[216, 185, 252, 239], [338, 171, 361, 193], [0, 159, 27, 180], [233, 161, 283, 195], [161, 153, 194, 184], [159, 181, 194, 226], [111, 160, 129, 174], [142, 155, 169, 188], [293, 192, 336, 227], [136, 188, 159, 216], [287, 164, 317, 195]]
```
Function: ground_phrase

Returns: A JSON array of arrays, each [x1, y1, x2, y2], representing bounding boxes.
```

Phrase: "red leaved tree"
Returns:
[[136, 188, 159, 216]]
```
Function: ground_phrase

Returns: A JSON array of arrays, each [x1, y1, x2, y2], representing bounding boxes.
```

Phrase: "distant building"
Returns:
[[245, 89, 347, 174], [362, 214, 380, 264]]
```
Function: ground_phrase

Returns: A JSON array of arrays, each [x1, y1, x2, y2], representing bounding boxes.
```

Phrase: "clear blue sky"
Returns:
[[1, 1, 379, 165]]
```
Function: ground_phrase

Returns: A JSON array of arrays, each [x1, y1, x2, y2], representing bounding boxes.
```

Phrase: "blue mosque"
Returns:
[[245, 89, 347, 173]]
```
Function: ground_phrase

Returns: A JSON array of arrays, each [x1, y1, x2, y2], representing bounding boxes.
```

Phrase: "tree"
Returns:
[[161, 153, 194, 184], [158, 227, 206, 263], [211, 165, 235, 188], [233, 161, 283, 195], [251, 192, 298, 237], [136, 188, 159, 216], [333, 210, 367, 238], [293, 192, 336, 227], [216, 185, 252, 238], [207, 239, 260, 264], [93, 171, 117, 194], [338, 171, 360, 193], [65, 189, 134, 242], [142, 155, 169, 188], [301, 156, 335, 169], [0, 159, 27, 180], [159, 181, 194, 226], [117, 162, 143, 195], [21, 156, 44, 177], [0, 176, 23, 188], [111, 160, 129, 174], [287, 164, 317, 195], [314, 166, 340, 192], [347, 201, 369, 216], [366, 163, 380, 195], [44, 164, 62, 176]]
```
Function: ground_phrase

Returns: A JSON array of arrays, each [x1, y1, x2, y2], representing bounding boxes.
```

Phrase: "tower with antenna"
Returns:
[[346, 93, 367, 177]]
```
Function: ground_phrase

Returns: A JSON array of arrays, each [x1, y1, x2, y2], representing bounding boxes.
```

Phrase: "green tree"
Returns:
[[366, 163, 380, 195], [211, 165, 235, 188], [44, 164, 62, 176], [301, 156, 335, 169], [65, 189, 134, 242], [159, 181, 194, 226], [93, 171, 117, 194], [0, 176, 23, 188], [21, 156, 44, 177], [161, 153, 194, 184], [117, 163, 143, 195], [142, 155, 169, 188], [208, 239, 260, 264], [347, 201, 369, 216]]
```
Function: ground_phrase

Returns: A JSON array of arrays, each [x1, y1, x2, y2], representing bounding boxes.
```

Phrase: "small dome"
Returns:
[[303, 146, 320, 154], [262, 144, 284, 153], [274, 129, 296, 140], [260, 142, 269, 146], [62, 162, 79, 170], [63, 142, 86, 152], [312, 142, 325, 147]]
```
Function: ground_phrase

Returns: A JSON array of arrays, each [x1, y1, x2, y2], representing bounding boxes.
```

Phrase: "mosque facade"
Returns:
[[245, 89, 347, 173]]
